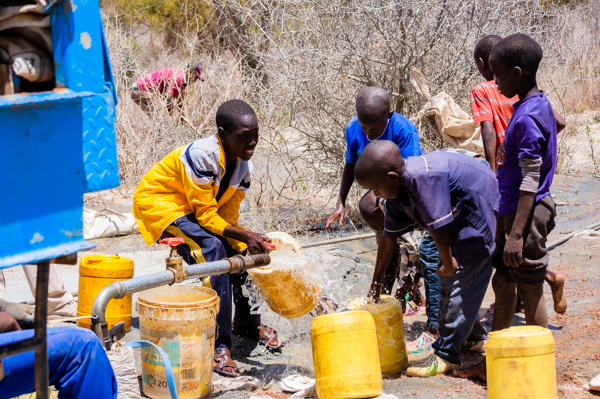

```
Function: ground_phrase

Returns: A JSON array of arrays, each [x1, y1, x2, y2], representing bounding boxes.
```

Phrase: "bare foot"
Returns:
[[549, 273, 567, 314], [454, 359, 487, 381]]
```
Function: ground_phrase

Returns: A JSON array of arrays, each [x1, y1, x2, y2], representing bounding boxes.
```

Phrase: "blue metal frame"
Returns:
[[0, 0, 119, 268]]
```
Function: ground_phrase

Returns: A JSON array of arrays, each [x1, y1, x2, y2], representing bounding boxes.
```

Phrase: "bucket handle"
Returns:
[[123, 340, 178, 399]]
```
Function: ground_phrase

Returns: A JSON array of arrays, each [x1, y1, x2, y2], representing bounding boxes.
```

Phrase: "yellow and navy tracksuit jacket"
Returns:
[[132, 134, 252, 253]]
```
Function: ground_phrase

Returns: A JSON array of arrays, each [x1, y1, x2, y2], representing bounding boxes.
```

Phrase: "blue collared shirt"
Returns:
[[345, 112, 423, 164]]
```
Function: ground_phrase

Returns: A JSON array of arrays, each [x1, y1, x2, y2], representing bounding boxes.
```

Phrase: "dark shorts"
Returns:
[[492, 194, 556, 283]]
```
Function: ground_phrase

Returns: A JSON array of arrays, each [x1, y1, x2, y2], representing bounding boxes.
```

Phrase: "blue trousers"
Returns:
[[0, 326, 117, 399], [419, 232, 440, 331], [432, 253, 493, 364], [162, 214, 260, 350]]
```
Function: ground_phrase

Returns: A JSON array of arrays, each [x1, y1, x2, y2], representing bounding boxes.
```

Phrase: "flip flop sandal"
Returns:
[[213, 347, 241, 378], [258, 324, 282, 352]]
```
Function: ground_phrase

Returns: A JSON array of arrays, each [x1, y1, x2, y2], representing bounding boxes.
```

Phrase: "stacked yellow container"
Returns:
[[77, 255, 134, 331], [311, 311, 382, 399], [349, 295, 408, 374]]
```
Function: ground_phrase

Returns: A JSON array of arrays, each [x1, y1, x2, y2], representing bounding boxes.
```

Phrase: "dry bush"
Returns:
[[535, 1, 600, 173], [198, 0, 556, 225], [102, 0, 599, 231], [103, 15, 252, 189]]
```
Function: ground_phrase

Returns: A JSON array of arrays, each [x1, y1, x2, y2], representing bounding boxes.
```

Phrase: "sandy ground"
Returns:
[[4, 175, 600, 398]]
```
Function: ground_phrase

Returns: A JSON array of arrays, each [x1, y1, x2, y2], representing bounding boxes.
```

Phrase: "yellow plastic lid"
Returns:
[[79, 255, 134, 278], [311, 310, 376, 336], [486, 326, 555, 358]]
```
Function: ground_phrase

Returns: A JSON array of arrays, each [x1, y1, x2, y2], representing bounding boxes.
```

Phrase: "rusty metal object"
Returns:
[[228, 253, 271, 274]]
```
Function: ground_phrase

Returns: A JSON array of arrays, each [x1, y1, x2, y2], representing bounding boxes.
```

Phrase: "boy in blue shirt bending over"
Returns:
[[326, 86, 424, 308], [326, 86, 422, 231]]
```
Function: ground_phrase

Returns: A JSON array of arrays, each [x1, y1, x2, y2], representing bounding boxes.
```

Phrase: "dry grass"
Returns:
[[100, 0, 600, 232]]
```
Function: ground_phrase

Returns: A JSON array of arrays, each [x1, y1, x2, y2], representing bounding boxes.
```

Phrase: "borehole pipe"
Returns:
[[91, 254, 270, 349], [547, 219, 600, 251], [301, 233, 376, 249]]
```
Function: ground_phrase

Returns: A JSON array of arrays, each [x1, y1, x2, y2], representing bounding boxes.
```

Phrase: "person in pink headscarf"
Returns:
[[131, 62, 204, 117]]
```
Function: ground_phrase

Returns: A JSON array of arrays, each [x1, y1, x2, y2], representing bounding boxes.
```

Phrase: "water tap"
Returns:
[[159, 237, 188, 284]]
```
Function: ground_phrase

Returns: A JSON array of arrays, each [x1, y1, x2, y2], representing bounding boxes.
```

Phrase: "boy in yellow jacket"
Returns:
[[133, 99, 280, 377]]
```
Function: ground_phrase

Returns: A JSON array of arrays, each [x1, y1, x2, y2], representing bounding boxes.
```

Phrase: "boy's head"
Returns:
[[474, 35, 502, 81], [489, 33, 543, 99], [354, 140, 405, 199], [187, 62, 204, 82], [355, 86, 393, 140], [216, 100, 258, 162]]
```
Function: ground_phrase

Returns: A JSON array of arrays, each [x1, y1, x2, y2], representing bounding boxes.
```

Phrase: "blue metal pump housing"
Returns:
[[0, 0, 119, 268]]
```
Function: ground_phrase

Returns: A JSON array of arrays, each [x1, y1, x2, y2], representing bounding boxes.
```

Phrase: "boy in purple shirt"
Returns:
[[456, 33, 557, 382], [490, 33, 557, 331], [354, 140, 499, 376]]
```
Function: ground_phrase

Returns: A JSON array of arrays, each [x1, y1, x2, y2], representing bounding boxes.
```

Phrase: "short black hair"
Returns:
[[490, 33, 543, 73], [356, 86, 390, 118], [474, 35, 502, 62], [216, 100, 256, 131]]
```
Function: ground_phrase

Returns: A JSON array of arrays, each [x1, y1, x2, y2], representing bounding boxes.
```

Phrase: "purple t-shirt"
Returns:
[[496, 93, 557, 216], [383, 151, 499, 268]]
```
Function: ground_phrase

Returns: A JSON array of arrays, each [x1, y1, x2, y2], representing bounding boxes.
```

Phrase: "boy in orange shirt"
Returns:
[[471, 35, 567, 316]]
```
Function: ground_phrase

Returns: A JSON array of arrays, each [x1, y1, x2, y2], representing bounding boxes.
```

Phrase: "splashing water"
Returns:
[[240, 241, 376, 374]]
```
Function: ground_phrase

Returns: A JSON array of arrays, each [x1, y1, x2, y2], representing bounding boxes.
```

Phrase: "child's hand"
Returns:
[[325, 204, 346, 230], [246, 232, 273, 254], [367, 281, 382, 303], [436, 257, 458, 277], [503, 233, 523, 267]]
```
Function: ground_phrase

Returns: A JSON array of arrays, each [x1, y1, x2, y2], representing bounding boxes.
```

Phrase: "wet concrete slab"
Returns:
[[3, 174, 600, 398]]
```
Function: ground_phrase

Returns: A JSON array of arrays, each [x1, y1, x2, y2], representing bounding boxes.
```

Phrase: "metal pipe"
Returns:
[[92, 254, 270, 347], [34, 260, 49, 399], [301, 233, 376, 249], [547, 220, 600, 251]]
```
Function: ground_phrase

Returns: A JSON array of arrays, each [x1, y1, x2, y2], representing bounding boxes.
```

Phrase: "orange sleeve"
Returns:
[[471, 84, 494, 124]]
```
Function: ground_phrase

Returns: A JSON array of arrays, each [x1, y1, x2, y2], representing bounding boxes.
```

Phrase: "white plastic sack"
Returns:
[[106, 344, 141, 399], [83, 208, 138, 240], [410, 67, 484, 154]]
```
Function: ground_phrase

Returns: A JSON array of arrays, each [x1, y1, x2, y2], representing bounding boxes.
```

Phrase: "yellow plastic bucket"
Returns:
[[137, 285, 219, 399], [348, 295, 408, 374], [486, 325, 557, 399], [77, 255, 134, 331], [247, 232, 320, 318], [311, 311, 382, 399]]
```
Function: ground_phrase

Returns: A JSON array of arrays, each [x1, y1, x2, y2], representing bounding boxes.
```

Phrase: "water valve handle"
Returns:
[[159, 237, 185, 248]]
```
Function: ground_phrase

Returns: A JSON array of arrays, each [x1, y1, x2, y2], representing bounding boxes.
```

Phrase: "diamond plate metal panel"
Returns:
[[82, 90, 120, 192]]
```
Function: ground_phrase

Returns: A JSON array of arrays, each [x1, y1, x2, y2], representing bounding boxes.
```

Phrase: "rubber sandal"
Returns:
[[404, 301, 421, 316], [258, 324, 282, 351], [213, 347, 241, 378]]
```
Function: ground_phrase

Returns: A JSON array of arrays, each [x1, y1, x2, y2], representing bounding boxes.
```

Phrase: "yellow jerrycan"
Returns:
[[247, 232, 320, 318], [77, 255, 134, 331], [137, 285, 219, 399], [311, 311, 382, 399], [486, 325, 557, 399], [348, 295, 408, 374]]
